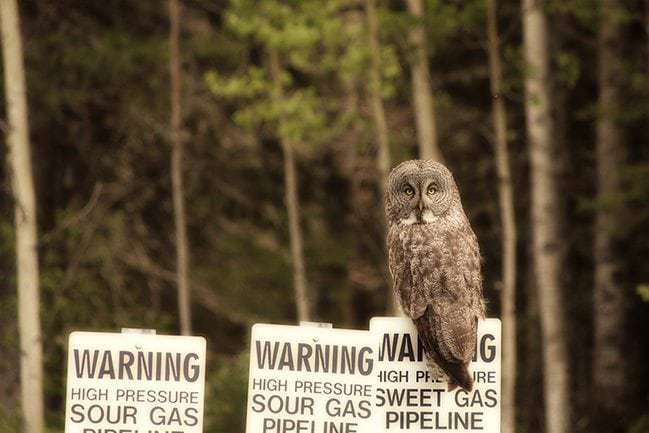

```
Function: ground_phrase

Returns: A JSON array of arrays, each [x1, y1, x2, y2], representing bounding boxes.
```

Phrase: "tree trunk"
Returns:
[[0, 0, 45, 431], [522, 245, 543, 433], [341, 76, 361, 328], [646, 0, 649, 74], [486, 0, 517, 432], [365, 0, 398, 315], [169, 0, 192, 336], [268, 47, 311, 323], [406, 0, 444, 162], [365, 0, 391, 199], [593, 0, 627, 428], [521, 1, 571, 433]]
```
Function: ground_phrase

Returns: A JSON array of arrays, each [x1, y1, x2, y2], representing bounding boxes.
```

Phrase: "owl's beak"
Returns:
[[415, 199, 425, 223]]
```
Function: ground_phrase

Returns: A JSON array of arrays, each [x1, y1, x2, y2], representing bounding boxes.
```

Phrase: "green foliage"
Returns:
[[0, 220, 15, 279], [576, 163, 649, 251], [547, 0, 599, 27], [206, 67, 270, 99], [207, 0, 351, 149], [378, 45, 402, 99], [198, 229, 295, 322], [204, 354, 250, 433], [637, 285, 649, 303], [0, 411, 20, 433], [556, 50, 581, 88], [624, 164, 649, 223], [424, 0, 480, 43], [629, 416, 649, 433]]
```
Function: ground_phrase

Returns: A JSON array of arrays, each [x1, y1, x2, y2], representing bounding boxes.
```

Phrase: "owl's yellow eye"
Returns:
[[403, 185, 415, 197], [427, 184, 438, 195]]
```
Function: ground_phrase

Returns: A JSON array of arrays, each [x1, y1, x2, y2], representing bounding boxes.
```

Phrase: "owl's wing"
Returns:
[[388, 228, 415, 314], [427, 300, 477, 363], [413, 227, 483, 390], [425, 228, 482, 355]]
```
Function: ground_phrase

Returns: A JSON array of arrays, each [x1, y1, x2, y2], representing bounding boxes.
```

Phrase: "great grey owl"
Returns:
[[385, 159, 485, 392]]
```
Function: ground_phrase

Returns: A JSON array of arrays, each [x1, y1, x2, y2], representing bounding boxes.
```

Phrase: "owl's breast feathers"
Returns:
[[388, 222, 484, 319], [387, 221, 484, 391]]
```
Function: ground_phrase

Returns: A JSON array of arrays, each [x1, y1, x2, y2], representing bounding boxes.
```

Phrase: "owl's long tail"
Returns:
[[443, 362, 474, 392], [414, 315, 474, 393]]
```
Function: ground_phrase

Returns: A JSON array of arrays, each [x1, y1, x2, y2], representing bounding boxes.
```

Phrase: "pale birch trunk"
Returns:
[[406, 0, 444, 162], [365, 0, 399, 315], [169, 0, 192, 335], [522, 1, 571, 433], [268, 47, 311, 323], [486, 1, 517, 432], [0, 0, 45, 431], [593, 0, 627, 423]]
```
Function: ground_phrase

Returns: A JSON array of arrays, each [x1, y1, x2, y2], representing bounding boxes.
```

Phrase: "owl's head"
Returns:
[[385, 159, 460, 227]]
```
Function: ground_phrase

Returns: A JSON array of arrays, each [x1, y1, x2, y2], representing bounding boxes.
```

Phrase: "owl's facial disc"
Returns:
[[386, 160, 458, 227], [398, 177, 450, 226], [396, 181, 437, 225]]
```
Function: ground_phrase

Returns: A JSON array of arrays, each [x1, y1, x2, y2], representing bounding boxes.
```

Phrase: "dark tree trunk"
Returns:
[[486, 0, 517, 431], [593, 1, 628, 429]]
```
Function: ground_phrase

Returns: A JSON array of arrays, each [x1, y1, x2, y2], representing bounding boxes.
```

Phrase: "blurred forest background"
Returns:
[[0, 0, 648, 433]]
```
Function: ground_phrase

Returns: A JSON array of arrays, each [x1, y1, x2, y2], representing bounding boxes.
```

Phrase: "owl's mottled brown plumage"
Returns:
[[385, 159, 485, 392]]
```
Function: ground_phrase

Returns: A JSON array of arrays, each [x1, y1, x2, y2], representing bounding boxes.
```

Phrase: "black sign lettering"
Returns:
[[254, 341, 374, 375], [72, 350, 201, 382]]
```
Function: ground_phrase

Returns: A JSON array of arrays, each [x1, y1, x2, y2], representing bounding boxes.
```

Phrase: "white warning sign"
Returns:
[[64, 331, 206, 433], [246, 319, 501, 432], [371, 317, 501, 433], [246, 323, 380, 433]]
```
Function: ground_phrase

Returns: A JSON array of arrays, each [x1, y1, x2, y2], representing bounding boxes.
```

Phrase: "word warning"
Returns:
[[64, 331, 206, 433], [246, 324, 380, 433], [371, 317, 501, 432]]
